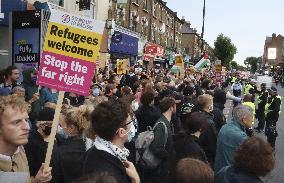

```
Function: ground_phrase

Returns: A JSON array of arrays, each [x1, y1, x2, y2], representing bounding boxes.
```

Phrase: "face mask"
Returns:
[[57, 126, 69, 139], [131, 101, 139, 112], [92, 88, 100, 96], [43, 126, 52, 136], [125, 122, 136, 142], [31, 76, 37, 84], [209, 104, 214, 112]]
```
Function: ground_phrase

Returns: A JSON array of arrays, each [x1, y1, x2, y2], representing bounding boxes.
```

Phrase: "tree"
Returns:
[[244, 57, 258, 73], [214, 34, 237, 69], [231, 61, 238, 70], [231, 61, 247, 71]]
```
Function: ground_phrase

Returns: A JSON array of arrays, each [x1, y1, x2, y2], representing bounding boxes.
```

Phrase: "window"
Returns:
[[143, 0, 148, 10], [141, 17, 148, 35], [130, 11, 138, 32], [83, 0, 96, 19], [152, 0, 157, 17], [160, 7, 163, 21], [48, 0, 64, 7]]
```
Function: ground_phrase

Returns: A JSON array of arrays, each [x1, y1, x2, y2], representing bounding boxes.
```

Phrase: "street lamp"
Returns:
[[201, 0, 206, 53]]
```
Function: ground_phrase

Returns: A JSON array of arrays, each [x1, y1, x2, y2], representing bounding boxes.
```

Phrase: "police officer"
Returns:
[[244, 80, 256, 102], [255, 83, 268, 132], [265, 86, 282, 148]]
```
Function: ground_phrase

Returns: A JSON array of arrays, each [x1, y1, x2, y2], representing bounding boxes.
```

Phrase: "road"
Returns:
[[224, 85, 284, 182]]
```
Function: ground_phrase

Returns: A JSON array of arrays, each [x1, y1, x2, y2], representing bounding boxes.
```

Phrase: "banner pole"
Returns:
[[44, 90, 65, 171]]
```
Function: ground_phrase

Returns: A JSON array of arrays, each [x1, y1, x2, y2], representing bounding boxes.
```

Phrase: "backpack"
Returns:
[[135, 121, 168, 169]]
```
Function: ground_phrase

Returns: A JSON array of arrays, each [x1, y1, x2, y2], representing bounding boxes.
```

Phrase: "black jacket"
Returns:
[[174, 132, 207, 162], [24, 131, 48, 177], [212, 102, 226, 132], [214, 166, 264, 183], [199, 111, 218, 166], [266, 95, 281, 125], [83, 147, 130, 183], [51, 137, 86, 183], [135, 105, 161, 133], [257, 90, 268, 110]]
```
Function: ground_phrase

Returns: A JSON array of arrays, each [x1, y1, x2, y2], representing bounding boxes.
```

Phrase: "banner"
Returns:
[[37, 9, 104, 96]]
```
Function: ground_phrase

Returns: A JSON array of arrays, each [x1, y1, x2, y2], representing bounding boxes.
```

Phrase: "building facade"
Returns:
[[263, 33, 284, 66], [107, 0, 183, 68]]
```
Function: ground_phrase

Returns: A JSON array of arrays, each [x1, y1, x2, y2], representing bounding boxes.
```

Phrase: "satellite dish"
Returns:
[[161, 23, 166, 33]]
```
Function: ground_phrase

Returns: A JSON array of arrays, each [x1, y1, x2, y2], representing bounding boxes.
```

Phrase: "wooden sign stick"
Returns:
[[44, 90, 65, 170]]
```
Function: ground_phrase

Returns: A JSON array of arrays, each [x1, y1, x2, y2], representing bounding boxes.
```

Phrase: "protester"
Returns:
[[214, 105, 253, 173], [83, 100, 139, 183], [196, 94, 217, 167], [105, 83, 118, 102], [212, 88, 227, 132], [24, 107, 54, 177], [174, 112, 208, 162], [169, 158, 214, 183], [135, 90, 161, 133], [180, 85, 196, 125], [0, 66, 20, 96], [149, 97, 176, 182], [0, 95, 52, 183], [22, 68, 38, 101], [52, 105, 94, 183], [214, 137, 275, 183]]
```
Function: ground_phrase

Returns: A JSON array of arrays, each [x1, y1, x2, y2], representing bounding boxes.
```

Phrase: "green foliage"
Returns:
[[214, 34, 237, 69], [244, 57, 258, 73], [231, 61, 247, 71]]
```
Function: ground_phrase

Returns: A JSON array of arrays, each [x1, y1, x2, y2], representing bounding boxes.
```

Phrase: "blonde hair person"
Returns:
[[52, 105, 95, 183]]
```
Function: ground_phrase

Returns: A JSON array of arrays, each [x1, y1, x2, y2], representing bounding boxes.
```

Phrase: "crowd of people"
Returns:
[[0, 64, 279, 183]]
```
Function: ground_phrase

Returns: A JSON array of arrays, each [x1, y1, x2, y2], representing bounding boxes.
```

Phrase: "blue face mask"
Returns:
[[92, 88, 100, 96], [57, 126, 69, 139], [31, 76, 37, 84]]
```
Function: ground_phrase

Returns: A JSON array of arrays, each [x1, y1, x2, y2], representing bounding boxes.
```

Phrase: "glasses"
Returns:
[[121, 117, 135, 127]]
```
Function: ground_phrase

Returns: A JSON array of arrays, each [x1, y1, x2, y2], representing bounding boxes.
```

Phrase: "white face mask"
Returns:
[[125, 122, 136, 142], [131, 101, 139, 111]]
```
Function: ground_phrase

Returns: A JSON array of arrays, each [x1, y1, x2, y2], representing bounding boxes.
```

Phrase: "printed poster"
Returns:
[[37, 9, 105, 96]]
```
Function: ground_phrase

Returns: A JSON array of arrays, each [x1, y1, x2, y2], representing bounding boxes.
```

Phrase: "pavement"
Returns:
[[224, 85, 284, 183]]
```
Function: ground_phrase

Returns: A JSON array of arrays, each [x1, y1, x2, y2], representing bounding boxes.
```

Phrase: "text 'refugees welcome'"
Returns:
[[47, 25, 99, 58]]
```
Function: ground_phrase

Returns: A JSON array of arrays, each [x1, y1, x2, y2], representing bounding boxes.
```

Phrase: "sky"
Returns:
[[166, 0, 284, 65]]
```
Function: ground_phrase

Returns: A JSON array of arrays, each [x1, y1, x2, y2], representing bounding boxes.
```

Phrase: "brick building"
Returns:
[[263, 33, 284, 66], [107, 0, 183, 68]]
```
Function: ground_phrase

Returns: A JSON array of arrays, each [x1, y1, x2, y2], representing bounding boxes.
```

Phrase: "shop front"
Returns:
[[109, 30, 138, 71], [143, 43, 164, 70]]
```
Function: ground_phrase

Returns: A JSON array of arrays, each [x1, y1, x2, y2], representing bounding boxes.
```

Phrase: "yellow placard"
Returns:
[[43, 22, 103, 62], [175, 55, 183, 66], [116, 59, 128, 75]]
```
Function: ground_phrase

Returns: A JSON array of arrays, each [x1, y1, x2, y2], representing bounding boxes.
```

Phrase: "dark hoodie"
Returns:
[[213, 89, 227, 132], [22, 68, 38, 101]]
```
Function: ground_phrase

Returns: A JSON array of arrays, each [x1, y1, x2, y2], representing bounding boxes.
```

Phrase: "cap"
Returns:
[[37, 107, 55, 122], [269, 86, 277, 93]]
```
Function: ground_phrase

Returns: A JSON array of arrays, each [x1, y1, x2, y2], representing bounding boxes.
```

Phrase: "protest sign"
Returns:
[[175, 55, 183, 67], [36, 9, 104, 171], [37, 9, 105, 96], [116, 59, 128, 75]]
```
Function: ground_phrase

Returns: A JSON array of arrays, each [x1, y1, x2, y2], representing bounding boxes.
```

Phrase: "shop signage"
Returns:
[[143, 43, 164, 61], [110, 31, 138, 56]]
